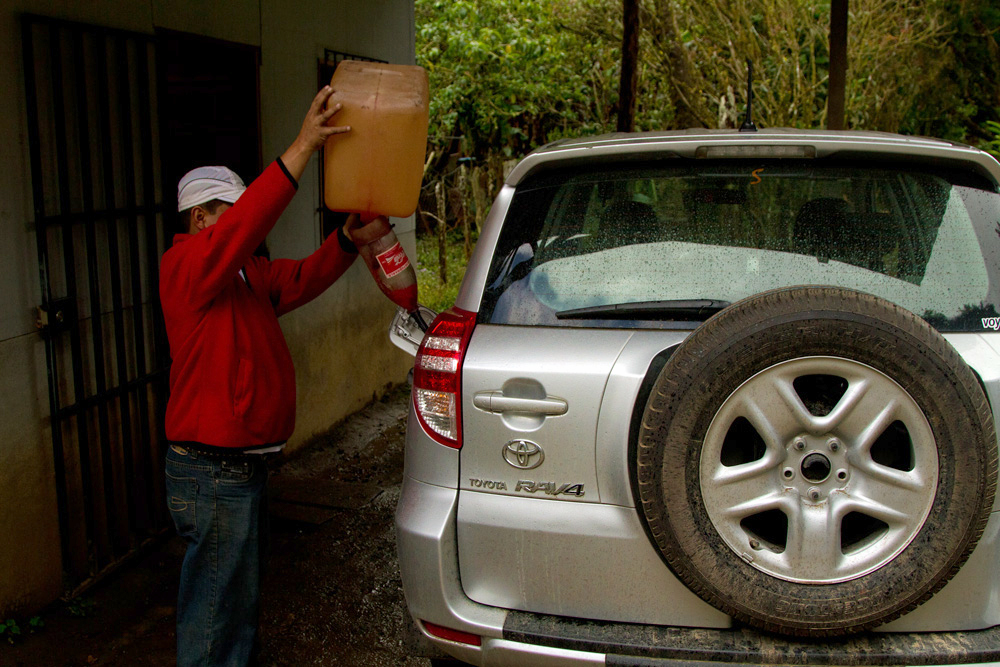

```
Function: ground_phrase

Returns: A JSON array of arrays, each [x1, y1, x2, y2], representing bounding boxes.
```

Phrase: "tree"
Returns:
[[417, 0, 1000, 197], [417, 0, 611, 161], [416, 0, 619, 286], [899, 0, 1000, 142], [413, 0, 1000, 307]]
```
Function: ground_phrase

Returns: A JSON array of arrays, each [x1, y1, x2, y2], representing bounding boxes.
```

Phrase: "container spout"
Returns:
[[409, 309, 429, 332]]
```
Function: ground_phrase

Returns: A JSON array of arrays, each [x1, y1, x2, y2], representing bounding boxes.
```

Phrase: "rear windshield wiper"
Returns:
[[555, 299, 731, 321]]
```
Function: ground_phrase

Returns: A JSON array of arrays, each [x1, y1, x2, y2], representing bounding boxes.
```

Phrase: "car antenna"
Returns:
[[739, 59, 758, 132]]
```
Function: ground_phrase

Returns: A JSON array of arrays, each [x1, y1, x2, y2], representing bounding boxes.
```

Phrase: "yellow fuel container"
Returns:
[[323, 61, 430, 218]]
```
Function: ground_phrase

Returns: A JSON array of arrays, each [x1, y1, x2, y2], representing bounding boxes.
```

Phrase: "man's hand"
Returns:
[[347, 215, 391, 246], [343, 213, 362, 243], [281, 86, 350, 181], [298, 86, 350, 152]]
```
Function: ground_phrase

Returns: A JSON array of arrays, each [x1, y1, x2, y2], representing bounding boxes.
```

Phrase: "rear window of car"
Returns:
[[479, 159, 1000, 332]]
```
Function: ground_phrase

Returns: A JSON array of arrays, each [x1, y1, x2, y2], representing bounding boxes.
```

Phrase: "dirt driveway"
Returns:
[[5, 385, 435, 666]]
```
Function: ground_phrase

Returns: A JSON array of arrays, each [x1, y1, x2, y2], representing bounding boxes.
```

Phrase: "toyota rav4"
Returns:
[[390, 129, 1000, 666]]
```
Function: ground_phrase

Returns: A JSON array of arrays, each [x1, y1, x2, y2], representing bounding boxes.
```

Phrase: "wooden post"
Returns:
[[435, 180, 448, 284], [827, 0, 848, 130], [459, 164, 471, 259], [617, 0, 640, 132], [471, 165, 487, 235]]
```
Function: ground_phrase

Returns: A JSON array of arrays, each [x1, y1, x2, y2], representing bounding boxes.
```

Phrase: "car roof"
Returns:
[[506, 128, 1000, 186]]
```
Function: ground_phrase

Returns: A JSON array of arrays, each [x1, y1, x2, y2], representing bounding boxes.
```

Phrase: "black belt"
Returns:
[[168, 441, 281, 461]]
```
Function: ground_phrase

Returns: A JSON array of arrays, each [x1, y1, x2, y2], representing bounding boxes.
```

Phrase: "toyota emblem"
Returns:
[[502, 440, 544, 470]]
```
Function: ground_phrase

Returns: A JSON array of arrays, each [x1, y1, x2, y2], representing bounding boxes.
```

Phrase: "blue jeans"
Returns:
[[165, 445, 269, 667]]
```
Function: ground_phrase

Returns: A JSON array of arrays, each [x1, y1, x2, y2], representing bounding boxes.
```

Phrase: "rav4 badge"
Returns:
[[515, 480, 585, 497]]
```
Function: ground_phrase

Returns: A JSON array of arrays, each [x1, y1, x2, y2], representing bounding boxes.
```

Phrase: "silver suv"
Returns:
[[391, 130, 1000, 666]]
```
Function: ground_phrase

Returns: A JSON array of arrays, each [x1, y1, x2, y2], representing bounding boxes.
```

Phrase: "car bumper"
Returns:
[[396, 475, 1000, 666], [504, 609, 1000, 666]]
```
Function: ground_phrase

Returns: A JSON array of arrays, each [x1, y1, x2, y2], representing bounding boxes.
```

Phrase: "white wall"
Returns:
[[0, 0, 415, 615]]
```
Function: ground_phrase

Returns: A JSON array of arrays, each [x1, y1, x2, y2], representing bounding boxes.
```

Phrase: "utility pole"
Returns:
[[827, 0, 848, 130], [618, 0, 640, 132]]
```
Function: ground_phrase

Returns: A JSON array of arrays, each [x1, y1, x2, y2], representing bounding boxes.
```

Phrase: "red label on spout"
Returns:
[[376, 242, 410, 278]]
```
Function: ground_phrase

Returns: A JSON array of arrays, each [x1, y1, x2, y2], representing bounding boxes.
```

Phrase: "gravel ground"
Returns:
[[4, 385, 437, 667]]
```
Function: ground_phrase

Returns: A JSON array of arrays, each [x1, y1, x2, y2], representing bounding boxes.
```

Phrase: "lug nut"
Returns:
[[828, 438, 841, 452], [808, 487, 822, 501], [794, 439, 806, 451]]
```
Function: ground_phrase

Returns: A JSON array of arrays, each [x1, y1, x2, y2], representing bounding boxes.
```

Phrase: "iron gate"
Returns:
[[22, 15, 171, 592]]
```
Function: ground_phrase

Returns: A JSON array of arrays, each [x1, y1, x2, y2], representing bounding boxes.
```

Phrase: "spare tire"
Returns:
[[635, 286, 997, 637]]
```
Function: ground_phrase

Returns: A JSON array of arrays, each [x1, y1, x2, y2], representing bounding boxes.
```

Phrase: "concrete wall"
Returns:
[[257, 0, 417, 441], [0, 0, 415, 615]]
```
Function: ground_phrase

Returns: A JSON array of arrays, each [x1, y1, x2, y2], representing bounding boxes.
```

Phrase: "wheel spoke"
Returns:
[[784, 501, 841, 576], [831, 384, 905, 447], [814, 378, 874, 435], [738, 376, 812, 444], [713, 465, 785, 519], [851, 400, 901, 455], [724, 492, 789, 522], [847, 466, 927, 525]]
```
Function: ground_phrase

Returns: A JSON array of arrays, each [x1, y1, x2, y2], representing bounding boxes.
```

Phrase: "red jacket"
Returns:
[[160, 160, 357, 447]]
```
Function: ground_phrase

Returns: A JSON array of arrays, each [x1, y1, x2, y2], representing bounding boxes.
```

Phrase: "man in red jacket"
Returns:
[[160, 86, 369, 666]]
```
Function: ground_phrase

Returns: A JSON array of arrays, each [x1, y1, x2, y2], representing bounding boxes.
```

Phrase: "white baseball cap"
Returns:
[[176, 166, 246, 212]]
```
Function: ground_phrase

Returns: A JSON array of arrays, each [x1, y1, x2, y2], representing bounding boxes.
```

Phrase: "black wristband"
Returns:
[[336, 224, 358, 254], [276, 157, 299, 189]]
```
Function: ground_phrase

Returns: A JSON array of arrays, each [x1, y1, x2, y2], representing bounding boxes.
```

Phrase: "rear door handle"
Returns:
[[473, 391, 568, 416]]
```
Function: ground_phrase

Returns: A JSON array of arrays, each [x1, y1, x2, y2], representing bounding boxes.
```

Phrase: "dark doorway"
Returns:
[[158, 30, 262, 203]]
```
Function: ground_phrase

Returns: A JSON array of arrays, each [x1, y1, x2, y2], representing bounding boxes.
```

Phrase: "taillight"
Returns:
[[412, 307, 477, 448], [422, 620, 482, 646]]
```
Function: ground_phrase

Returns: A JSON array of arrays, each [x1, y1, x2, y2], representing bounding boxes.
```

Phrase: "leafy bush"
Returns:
[[984, 121, 1000, 158], [417, 0, 614, 161], [416, 231, 475, 313], [0, 616, 43, 644]]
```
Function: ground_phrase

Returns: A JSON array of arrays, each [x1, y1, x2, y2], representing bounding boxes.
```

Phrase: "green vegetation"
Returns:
[[418, 0, 611, 160], [0, 618, 20, 644], [416, 230, 476, 314], [65, 596, 96, 618], [0, 616, 43, 644], [986, 121, 1000, 159], [413, 0, 1000, 310]]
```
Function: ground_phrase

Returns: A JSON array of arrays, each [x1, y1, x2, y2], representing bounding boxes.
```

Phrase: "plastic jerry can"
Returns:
[[323, 61, 430, 218]]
